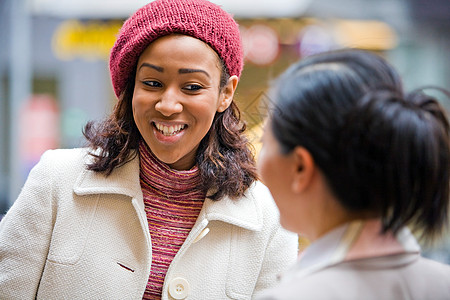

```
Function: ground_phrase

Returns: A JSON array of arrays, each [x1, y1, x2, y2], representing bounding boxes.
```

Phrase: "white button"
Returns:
[[168, 277, 190, 299], [193, 227, 210, 244]]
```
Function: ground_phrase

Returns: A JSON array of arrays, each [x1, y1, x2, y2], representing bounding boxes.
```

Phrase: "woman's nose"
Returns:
[[154, 88, 183, 116]]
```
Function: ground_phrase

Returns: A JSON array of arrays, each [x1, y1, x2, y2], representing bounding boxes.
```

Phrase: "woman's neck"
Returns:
[[139, 140, 203, 194]]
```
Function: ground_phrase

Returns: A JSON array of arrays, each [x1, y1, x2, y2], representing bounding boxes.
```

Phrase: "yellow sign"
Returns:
[[52, 20, 122, 60], [334, 20, 397, 51]]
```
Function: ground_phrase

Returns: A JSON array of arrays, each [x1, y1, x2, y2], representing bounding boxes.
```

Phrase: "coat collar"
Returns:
[[73, 151, 142, 199], [73, 150, 263, 231], [291, 219, 421, 278], [200, 183, 263, 231]]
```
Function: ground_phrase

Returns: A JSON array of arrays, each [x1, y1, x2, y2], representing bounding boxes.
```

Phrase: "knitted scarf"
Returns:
[[139, 141, 205, 299]]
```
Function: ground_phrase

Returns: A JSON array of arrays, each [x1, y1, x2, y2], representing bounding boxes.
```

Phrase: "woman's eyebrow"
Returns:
[[179, 68, 210, 78], [138, 63, 164, 72]]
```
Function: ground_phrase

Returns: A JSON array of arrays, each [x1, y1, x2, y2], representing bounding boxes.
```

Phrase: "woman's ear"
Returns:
[[217, 75, 239, 112], [291, 146, 315, 193]]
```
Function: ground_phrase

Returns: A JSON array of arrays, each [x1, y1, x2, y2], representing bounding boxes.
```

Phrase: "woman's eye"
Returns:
[[183, 84, 203, 91], [142, 80, 162, 88]]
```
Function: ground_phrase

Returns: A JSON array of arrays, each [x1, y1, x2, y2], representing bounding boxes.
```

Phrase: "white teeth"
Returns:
[[154, 122, 186, 136]]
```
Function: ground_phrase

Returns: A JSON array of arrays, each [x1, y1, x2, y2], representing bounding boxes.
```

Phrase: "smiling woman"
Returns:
[[0, 0, 298, 299], [132, 34, 234, 171]]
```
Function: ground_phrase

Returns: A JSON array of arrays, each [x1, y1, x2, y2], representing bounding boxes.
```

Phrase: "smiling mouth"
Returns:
[[153, 122, 187, 136]]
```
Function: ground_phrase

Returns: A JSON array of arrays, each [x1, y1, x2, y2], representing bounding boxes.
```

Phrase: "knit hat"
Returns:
[[109, 0, 243, 98]]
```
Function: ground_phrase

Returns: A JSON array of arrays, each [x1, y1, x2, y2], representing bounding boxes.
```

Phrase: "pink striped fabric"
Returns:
[[139, 141, 205, 300]]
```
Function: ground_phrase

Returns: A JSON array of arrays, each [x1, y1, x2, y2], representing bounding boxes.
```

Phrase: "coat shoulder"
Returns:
[[39, 148, 91, 168], [247, 181, 277, 210], [261, 256, 450, 300], [29, 148, 93, 189], [408, 256, 450, 292]]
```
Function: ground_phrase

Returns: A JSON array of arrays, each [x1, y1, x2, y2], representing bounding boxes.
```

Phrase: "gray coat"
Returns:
[[258, 220, 450, 300]]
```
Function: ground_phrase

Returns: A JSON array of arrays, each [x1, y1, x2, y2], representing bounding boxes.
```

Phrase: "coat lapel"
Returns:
[[294, 219, 421, 278], [73, 152, 142, 199], [73, 150, 264, 232], [202, 182, 265, 232]]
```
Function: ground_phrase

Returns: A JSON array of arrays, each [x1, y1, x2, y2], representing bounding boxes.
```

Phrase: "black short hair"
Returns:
[[270, 49, 450, 240]]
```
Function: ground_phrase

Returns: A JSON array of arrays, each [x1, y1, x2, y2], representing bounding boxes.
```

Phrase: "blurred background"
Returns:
[[1, 0, 449, 262]]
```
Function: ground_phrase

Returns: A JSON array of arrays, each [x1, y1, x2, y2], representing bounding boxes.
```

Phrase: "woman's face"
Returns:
[[258, 123, 350, 239], [133, 34, 233, 170], [258, 125, 300, 232]]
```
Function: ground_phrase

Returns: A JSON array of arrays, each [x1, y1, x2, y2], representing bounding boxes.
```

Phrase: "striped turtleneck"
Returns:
[[139, 141, 205, 300]]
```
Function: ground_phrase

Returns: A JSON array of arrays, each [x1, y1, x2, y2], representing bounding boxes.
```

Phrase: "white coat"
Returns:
[[0, 148, 298, 299]]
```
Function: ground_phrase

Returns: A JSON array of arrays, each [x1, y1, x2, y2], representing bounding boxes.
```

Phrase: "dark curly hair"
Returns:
[[83, 63, 257, 201]]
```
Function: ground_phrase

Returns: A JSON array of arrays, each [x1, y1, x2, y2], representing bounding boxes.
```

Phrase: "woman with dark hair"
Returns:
[[257, 49, 450, 300], [0, 0, 297, 299]]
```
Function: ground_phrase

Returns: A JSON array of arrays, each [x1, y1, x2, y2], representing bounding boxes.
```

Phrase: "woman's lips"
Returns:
[[154, 122, 186, 136], [152, 121, 187, 143]]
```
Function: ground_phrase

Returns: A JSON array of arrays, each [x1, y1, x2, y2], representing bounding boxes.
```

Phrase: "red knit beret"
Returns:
[[109, 0, 243, 98]]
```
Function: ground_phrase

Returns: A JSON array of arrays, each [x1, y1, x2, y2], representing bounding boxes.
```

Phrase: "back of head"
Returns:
[[270, 49, 450, 240]]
